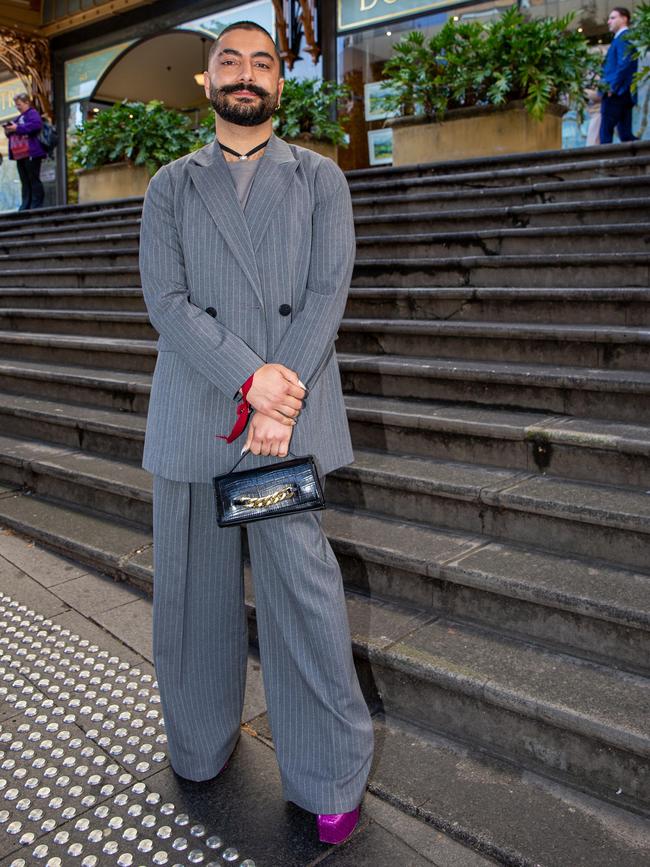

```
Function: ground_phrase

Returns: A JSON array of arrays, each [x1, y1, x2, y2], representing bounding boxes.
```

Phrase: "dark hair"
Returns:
[[207, 21, 280, 68], [611, 7, 631, 23]]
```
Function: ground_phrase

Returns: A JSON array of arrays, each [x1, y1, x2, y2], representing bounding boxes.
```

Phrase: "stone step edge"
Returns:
[[0, 487, 647, 769], [355, 222, 650, 244], [2, 232, 141, 250], [338, 353, 650, 392], [0, 309, 150, 323], [0, 359, 151, 392], [365, 715, 650, 867], [0, 219, 142, 241], [354, 252, 650, 268], [1, 286, 649, 301], [0, 332, 156, 353], [0, 197, 143, 223], [4, 386, 650, 462], [339, 319, 650, 342], [335, 452, 650, 536], [345, 139, 650, 181], [354, 197, 650, 225], [348, 286, 650, 300], [347, 154, 650, 193], [4, 313, 650, 344], [0, 437, 650, 604], [350, 175, 650, 207]]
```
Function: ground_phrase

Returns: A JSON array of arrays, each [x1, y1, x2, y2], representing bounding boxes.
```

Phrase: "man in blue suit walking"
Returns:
[[600, 7, 638, 143]]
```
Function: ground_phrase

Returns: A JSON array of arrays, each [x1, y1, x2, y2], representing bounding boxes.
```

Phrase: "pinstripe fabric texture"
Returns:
[[139, 135, 355, 481], [153, 477, 374, 813]]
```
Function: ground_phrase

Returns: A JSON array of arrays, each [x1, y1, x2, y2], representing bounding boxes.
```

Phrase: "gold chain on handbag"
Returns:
[[235, 485, 297, 509]]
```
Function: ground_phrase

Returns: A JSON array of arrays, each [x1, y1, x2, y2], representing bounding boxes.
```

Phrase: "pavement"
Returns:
[[0, 524, 496, 867]]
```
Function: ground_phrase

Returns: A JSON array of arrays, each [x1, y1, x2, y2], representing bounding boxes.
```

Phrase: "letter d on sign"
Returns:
[[360, 0, 378, 10]]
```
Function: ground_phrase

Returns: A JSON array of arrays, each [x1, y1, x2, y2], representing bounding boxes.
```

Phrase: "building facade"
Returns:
[[0, 0, 647, 208]]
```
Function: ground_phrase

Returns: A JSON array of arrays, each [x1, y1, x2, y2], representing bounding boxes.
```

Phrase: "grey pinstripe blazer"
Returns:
[[139, 134, 355, 482]]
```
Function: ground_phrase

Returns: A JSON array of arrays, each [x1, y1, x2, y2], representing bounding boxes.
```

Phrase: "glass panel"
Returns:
[[64, 41, 136, 102], [178, 0, 275, 39]]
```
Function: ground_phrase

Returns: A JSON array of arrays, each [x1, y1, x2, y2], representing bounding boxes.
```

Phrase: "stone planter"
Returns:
[[77, 161, 152, 203], [284, 136, 338, 162], [390, 101, 567, 167]]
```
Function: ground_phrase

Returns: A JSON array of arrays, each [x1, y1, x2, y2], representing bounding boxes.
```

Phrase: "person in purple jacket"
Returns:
[[3, 93, 46, 210]]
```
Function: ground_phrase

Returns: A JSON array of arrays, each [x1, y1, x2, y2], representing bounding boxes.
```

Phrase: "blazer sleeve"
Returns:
[[139, 164, 265, 400], [268, 158, 355, 387], [609, 36, 636, 93]]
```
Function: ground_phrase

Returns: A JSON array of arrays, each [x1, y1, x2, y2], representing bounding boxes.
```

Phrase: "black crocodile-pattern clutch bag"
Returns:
[[213, 455, 325, 527]]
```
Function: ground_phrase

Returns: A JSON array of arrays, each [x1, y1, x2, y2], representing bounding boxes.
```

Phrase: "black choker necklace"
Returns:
[[218, 138, 270, 161]]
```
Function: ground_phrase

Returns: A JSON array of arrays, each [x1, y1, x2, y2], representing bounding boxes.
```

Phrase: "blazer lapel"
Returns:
[[187, 140, 262, 303], [244, 135, 299, 252]]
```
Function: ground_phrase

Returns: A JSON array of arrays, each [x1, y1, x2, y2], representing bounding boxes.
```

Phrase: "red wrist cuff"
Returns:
[[218, 374, 255, 443]]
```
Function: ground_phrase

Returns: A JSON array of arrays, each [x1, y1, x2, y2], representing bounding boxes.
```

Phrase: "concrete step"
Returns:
[[0, 288, 146, 312], [2, 467, 648, 674], [1, 432, 648, 573], [365, 612, 650, 815], [348, 153, 650, 199], [0, 436, 152, 528], [346, 287, 650, 326], [346, 139, 650, 184], [351, 252, 650, 289], [0, 266, 140, 288], [0, 332, 156, 372], [0, 486, 648, 818], [355, 224, 650, 259], [0, 230, 141, 256], [351, 175, 650, 216], [0, 391, 146, 462], [0, 358, 151, 412], [0, 198, 143, 230], [329, 449, 650, 571], [337, 319, 650, 370], [0, 245, 140, 269], [0, 308, 155, 340], [326, 508, 650, 675], [345, 395, 650, 488], [355, 197, 650, 233], [0, 216, 141, 243], [338, 352, 650, 424], [3, 253, 648, 291], [3, 383, 648, 489], [366, 715, 650, 867]]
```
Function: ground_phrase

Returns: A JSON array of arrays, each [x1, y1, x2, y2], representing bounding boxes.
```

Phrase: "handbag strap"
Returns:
[[227, 449, 298, 475]]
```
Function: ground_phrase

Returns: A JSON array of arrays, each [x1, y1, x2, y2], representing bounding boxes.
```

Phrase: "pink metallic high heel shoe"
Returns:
[[316, 805, 360, 844]]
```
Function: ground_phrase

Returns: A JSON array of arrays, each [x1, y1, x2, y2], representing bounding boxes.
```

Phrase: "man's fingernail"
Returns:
[[241, 446, 249, 455], [298, 379, 306, 389]]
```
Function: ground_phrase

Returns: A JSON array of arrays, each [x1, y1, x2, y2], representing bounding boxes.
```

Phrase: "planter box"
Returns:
[[284, 136, 338, 162], [390, 101, 566, 167], [77, 162, 152, 203]]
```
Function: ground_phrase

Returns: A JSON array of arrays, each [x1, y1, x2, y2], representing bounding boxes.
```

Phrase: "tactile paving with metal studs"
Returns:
[[0, 593, 256, 867]]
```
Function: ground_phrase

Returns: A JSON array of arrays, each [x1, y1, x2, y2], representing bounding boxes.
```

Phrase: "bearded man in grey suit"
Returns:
[[139, 20, 373, 844]]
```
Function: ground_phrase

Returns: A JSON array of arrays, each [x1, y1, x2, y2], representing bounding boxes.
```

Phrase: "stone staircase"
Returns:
[[0, 140, 649, 866]]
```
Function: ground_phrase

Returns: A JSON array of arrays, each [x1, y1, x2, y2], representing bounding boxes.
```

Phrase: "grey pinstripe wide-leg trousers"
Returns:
[[152, 476, 374, 814]]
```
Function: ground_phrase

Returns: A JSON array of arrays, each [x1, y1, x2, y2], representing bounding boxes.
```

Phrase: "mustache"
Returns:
[[219, 83, 269, 98]]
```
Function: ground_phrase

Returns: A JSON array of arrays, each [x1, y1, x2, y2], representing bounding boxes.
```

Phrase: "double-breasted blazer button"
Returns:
[[279, 304, 292, 316], [206, 307, 217, 318]]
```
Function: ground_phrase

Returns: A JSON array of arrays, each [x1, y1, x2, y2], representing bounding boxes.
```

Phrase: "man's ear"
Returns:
[[277, 77, 285, 107], [203, 71, 211, 101]]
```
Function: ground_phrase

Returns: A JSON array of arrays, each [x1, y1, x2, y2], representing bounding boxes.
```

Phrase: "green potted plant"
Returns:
[[71, 99, 197, 202], [380, 7, 599, 165], [273, 77, 350, 160]]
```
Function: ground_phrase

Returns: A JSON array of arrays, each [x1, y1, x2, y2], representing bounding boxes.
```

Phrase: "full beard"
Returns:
[[209, 81, 277, 127]]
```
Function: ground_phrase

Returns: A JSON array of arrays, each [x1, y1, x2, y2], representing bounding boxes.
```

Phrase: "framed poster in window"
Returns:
[[367, 128, 393, 166], [364, 81, 398, 122]]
